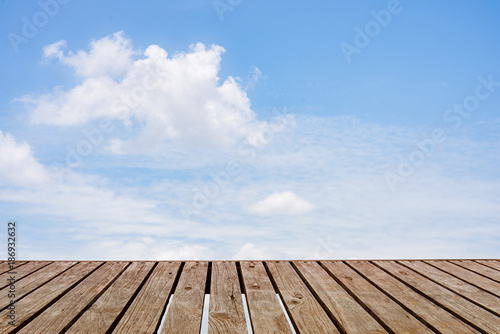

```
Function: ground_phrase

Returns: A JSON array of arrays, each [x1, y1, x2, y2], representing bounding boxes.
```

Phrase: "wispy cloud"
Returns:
[[2, 32, 499, 261], [249, 191, 315, 215]]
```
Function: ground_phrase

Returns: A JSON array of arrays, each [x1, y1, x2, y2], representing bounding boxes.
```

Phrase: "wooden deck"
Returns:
[[1, 260, 500, 333]]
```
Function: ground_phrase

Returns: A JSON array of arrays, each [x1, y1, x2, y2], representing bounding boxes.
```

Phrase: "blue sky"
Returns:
[[0, 0, 499, 260]]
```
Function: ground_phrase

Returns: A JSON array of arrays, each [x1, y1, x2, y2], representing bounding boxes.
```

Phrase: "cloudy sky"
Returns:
[[0, 0, 499, 260]]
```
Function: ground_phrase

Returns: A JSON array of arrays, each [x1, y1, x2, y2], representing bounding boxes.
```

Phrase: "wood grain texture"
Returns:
[[404, 260, 500, 314], [376, 260, 500, 333], [322, 261, 433, 333], [0, 261, 102, 333], [113, 261, 181, 334], [0, 261, 76, 310], [67, 261, 155, 333], [349, 260, 479, 334], [3, 260, 500, 333], [266, 261, 340, 334], [240, 261, 292, 334], [0, 261, 27, 275], [17, 262, 128, 334], [161, 261, 208, 334], [0, 261, 51, 289], [294, 261, 386, 333], [208, 262, 248, 334], [429, 260, 500, 294], [475, 260, 500, 272], [451, 260, 500, 282]]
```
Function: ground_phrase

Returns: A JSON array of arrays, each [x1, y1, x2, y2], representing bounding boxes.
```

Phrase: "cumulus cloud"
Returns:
[[2, 115, 500, 260], [0, 131, 49, 187], [249, 191, 316, 215], [21, 32, 261, 152], [43, 31, 135, 78], [5, 32, 500, 261]]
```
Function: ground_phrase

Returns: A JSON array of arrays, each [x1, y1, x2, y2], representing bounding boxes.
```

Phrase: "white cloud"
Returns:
[[77, 239, 213, 261], [43, 31, 135, 78], [0, 130, 49, 187], [43, 40, 66, 60], [19, 233, 214, 261], [22, 32, 262, 152], [0, 131, 168, 226], [231, 242, 278, 260], [245, 66, 263, 91], [249, 190, 316, 215], [4, 31, 500, 262], [1, 115, 500, 260]]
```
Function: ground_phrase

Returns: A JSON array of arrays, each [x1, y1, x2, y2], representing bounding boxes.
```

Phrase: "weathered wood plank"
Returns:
[[114, 261, 181, 334], [404, 260, 500, 314], [375, 261, 500, 333], [161, 261, 208, 334], [294, 261, 386, 333], [0, 261, 27, 275], [208, 261, 248, 334], [322, 261, 433, 333], [452, 260, 500, 282], [0, 261, 76, 310], [0, 262, 102, 333], [349, 260, 479, 334], [0, 261, 51, 289], [3, 259, 500, 333], [475, 260, 500, 272], [266, 261, 340, 334], [67, 261, 155, 333], [17, 262, 128, 333], [428, 260, 500, 297], [240, 261, 292, 334]]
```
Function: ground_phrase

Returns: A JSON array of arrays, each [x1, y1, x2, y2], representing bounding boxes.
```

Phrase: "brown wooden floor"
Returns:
[[1, 260, 500, 333]]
